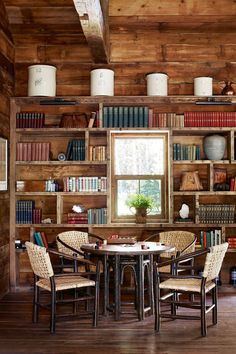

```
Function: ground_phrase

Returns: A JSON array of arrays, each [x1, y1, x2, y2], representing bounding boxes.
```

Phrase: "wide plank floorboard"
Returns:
[[0, 290, 235, 354]]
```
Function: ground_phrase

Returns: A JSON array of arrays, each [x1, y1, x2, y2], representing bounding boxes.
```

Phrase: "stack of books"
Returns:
[[67, 212, 88, 224], [227, 237, 236, 249]]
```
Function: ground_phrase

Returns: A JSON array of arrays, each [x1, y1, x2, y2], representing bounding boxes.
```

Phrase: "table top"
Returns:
[[81, 241, 175, 256]]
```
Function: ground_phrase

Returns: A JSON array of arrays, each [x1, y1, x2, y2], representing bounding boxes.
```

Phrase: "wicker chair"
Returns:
[[26, 241, 100, 333], [145, 231, 197, 273], [154, 242, 228, 336], [56, 230, 104, 272]]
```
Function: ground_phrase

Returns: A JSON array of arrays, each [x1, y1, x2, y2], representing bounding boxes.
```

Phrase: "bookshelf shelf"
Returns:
[[9, 95, 236, 289]]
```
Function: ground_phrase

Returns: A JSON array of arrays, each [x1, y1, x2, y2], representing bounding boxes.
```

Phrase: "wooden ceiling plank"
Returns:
[[73, 0, 109, 63]]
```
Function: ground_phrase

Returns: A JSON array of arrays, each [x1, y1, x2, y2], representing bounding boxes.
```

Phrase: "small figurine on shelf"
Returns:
[[175, 203, 193, 223], [221, 81, 235, 95], [179, 203, 190, 219]]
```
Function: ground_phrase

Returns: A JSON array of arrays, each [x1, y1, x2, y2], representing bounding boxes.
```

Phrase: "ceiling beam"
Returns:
[[73, 0, 109, 64]]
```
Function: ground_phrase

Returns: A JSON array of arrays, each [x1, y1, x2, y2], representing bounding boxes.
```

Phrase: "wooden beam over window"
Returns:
[[73, 0, 110, 64]]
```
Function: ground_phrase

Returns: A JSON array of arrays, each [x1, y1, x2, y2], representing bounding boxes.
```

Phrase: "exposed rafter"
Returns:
[[73, 0, 109, 64]]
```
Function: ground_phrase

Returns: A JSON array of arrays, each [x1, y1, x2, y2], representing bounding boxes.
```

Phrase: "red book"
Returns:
[[40, 231, 49, 248]]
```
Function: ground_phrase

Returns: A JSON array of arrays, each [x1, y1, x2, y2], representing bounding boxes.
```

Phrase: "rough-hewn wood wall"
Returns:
[[0, 0, 14, 298], [7, 0, 236, 96]]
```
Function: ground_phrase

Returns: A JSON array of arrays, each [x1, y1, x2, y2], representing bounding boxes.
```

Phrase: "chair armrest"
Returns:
[[179, 237, 197, 256], [156, 273, 203, 280], [143, 232, 160, 242], [56, 236, 85, 257], [88, 233, 105, 241], [156, 247, 209, 268], [48, 248, 94, 266]]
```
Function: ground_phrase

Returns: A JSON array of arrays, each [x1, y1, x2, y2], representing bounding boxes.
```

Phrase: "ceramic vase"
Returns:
[[203, 134, 226, 160]]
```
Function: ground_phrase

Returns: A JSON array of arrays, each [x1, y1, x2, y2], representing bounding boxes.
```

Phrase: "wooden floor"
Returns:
[[0, 289, 235, 354]]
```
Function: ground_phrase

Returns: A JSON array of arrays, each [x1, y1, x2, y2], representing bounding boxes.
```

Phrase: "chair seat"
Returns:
[[159, 278, 216, 293], [37, 275, 95, 291], [60, 264, 102, 273]]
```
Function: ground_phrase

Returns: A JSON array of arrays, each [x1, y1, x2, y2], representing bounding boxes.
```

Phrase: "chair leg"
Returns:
[[212, 285, 217, 325], [93, 283, 99, 327], [50, 288, 56, 334], [171, 291, 177, 316], [144, 261, 153, 315], [200, 290, 207, 337], [33, 277, 39, 323], [154, 270, 160, 332]]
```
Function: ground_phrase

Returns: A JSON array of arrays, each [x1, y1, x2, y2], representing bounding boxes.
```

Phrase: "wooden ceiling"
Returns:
[[3, 0, 236, 64]]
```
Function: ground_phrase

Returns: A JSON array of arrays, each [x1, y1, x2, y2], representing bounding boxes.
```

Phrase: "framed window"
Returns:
[[0, 137, 7, 191], [110, 131, 169, 223]]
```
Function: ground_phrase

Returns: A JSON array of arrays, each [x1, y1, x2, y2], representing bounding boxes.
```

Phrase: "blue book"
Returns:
[[113, 107, 119, 128], [118, 107, 124, 127], [133, 107, 139, 127], [128, 106, 134, 127], [34, 232, 44, 247], [103, 107, 109, 128], [138, 107, 144, 127], [143, 106, 149, 127], [123, 107, 129, 127]]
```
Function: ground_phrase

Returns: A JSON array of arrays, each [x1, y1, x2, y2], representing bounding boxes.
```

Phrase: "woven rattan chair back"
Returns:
[[26, 241, 54, 279], [159, 230, 196, 257], [203, 242, 228, 282], [57, 230, 89, 257]]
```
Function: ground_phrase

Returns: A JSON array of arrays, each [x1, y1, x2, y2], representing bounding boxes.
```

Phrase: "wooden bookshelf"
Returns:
[[9, 96, 236, 289]]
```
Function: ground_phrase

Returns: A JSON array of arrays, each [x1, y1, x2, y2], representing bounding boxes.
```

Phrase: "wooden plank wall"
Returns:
[[10, 0, 236, 96], [0, 0, 14, 298]]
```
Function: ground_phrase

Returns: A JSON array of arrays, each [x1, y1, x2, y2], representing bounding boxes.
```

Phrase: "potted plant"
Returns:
[[126, 194, 155, 223]]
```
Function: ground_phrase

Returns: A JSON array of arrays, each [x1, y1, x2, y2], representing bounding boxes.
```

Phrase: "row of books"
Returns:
[[200, 229, 222, 248], [63, 176, 107, 192], [16, 142, 50, 161], [199, 204, 235, 224], [227, 237, 236, 249], [89, 145, 106, 161], [65, 139, 85, 161], [184, 112, 236, 127], [16, 112, 45, 128], [87, 208, 107, 224], [102, 106, 149, 128], [34, 231, 49, 248], [16, 200, 42, 224], [15, 110, 236, 130], [45, 179, 60, 192], [173, 143, 201, 160], [67, 212, 88, 224], [148, 111, 184, 128], [229, 177, 236, 191]]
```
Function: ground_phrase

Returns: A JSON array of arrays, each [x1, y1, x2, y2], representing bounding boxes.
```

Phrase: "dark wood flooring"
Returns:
[[0, 288, 235, 354]]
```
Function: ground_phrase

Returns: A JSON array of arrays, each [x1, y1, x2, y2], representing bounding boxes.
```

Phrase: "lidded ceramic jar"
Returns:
[[203, 134, 226, 160]]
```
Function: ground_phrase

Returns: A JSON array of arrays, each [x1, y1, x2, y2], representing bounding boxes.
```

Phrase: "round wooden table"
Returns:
[[81, 242, 175, 320]]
